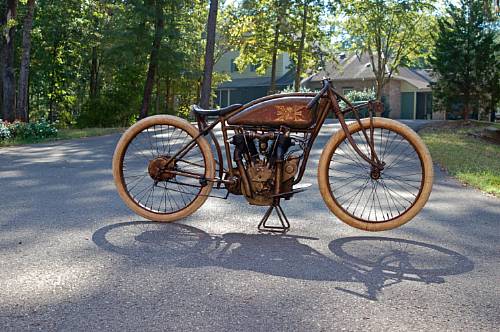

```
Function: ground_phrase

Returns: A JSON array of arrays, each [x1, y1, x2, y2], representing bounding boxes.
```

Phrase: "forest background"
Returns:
[[0, 0, 498, 129]]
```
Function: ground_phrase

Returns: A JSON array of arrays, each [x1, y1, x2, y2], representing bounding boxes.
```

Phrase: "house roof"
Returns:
[[218, 70, 295, 89], [302, 53, 434, 91]]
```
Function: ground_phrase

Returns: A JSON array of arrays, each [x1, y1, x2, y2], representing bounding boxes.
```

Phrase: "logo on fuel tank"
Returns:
[[275, 105, 305, 122]]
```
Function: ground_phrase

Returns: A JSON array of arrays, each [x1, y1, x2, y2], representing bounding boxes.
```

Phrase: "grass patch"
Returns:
[[420, 121, 500, 197], [0, 127, 123, 147]]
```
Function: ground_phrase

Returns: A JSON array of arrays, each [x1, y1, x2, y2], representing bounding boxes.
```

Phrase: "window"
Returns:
[[249, 64, 258, 72], [217, 89, 232, 107], [230, 59, 238, 73]]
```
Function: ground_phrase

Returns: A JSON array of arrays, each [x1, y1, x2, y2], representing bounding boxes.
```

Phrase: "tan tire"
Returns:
[[318, 118, 433, 231], [112, 115, 215, 222]]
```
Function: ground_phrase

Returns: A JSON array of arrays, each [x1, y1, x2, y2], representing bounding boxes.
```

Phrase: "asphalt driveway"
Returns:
[[0, 120, 499, 331]]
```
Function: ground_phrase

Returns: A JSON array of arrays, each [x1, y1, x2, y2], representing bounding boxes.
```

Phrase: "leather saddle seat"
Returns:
[[192, 104, 242, 117]]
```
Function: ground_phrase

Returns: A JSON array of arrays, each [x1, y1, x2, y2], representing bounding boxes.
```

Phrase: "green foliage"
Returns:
[[421, 122, 500, 196], [280, 85, 317, 93], [338, 0, 436, 97], [344, 88, 375, 102], [0, 121, 12, 140], [229, 0, 331, 88], [430, 0, 500, 120], [338, 88, 375, 109], [0, 120, 58, 141], [19, 0, 209, 127], [77, 97, 138, 128], [30, 0, 91, 123], [339, 88, 391, 117]]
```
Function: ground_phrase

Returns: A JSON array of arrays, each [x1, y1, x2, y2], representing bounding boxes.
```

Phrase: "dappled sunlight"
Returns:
[[0, 226, 121, 309], [0, 170, 24, 178], [0, 120, 498, 330], [1, 262, 108, 306]]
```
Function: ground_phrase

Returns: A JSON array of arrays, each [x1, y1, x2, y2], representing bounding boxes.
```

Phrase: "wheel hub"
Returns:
[[370, 169, 381, 180], [148, 156, 176, 181], [370, 162, 385, 180]]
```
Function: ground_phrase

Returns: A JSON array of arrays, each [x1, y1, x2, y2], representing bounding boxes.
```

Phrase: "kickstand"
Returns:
[[257, 200, 290, 233]]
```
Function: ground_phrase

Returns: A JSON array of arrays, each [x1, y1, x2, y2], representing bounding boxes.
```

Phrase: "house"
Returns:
[[301, 53, 437, 120], [214, 51, 295, 107]]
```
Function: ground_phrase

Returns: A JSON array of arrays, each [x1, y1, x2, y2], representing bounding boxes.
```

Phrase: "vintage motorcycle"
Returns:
[[112, 79, 433, 232]]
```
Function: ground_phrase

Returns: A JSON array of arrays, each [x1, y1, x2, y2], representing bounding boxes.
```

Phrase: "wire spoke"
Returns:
[[328, 124, 424, 223], [120, 123, 207, 214]]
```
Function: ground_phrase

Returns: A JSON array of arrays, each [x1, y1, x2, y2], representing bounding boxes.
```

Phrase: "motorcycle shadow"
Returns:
[[92, 221, 474, 301]]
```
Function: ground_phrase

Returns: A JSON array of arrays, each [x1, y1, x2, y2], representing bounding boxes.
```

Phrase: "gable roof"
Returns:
[[303, 53, 434, 91]]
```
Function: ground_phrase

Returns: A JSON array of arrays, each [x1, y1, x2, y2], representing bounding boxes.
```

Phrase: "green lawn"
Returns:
[[0, 127, 123, 147], [420, 121, 500, 197]]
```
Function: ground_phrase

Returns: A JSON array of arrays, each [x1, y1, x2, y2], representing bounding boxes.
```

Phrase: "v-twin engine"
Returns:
[[228, 129, 301, 206]]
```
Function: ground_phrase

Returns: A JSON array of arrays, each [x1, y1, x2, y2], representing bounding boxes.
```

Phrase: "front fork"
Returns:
[[326, 88, 385, 174]]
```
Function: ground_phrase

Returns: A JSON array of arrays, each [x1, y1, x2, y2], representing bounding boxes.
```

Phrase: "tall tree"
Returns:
[[139, 0, 165, 119], [430, 0, 500, 120], [230, 0, 327, 94], [16, 0, 36, 122], [199, 0, 219, 109], [340, 0, 436, 100], [30, 0, 92, 123], [230, 0, 291, 94], [293, 1, 309, 91], [1, 0, 218, 126], [1, 0, 18, 122], [289, 0, 327, 91]]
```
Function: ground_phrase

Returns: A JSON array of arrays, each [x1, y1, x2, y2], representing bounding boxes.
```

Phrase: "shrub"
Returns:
[[339, 89, 392, 118], [1, 120, 58, 141], [344, 88, 376, 103], [280, 86, 318, 94], [77, 94, 140, 128], [31, 120, 58, 138], [0, 120, 11, 140]]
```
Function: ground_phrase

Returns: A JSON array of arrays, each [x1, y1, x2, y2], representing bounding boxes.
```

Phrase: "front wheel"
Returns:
[[318, 118, 433, 231], [112, 115, 215, 222]]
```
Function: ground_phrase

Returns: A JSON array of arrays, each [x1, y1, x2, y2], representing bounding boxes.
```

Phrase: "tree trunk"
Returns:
[[1, 0, 18, 123], [16, 0, 36, 122], [375, 73, 385, 102], [49, 41, 57, 122], [0, 10, 4, 116], [89, 11, 100, 101], [169, 83, 175, 113], [367, 46, 386, 102], [463, 91, 471, 121], [375, 80, 383, 101], [294, 2, 308, 92], [90, 46, 99, 100], [269, 21, 280, 94], [139, 0, 165, 119], [490, 96, 496, 122], [155, 65, 161, 114], [199, 0, 219, 109], [165, 78, 171, 114]]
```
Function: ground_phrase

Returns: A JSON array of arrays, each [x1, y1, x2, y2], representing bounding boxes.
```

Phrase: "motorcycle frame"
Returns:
[[165, 80, 384, 192]]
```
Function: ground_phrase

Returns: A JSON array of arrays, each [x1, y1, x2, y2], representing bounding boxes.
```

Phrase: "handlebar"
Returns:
[[307, 78, 330, 109]]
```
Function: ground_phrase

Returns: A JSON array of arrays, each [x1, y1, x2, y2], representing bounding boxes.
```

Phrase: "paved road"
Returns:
[[0, 120, 499, 331]]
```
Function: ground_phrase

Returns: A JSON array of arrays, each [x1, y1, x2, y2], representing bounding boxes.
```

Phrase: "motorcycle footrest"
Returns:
[[271, 183, 312, 198]]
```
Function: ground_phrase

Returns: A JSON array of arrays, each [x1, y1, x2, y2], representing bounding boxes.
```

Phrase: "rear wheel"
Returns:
[[318, 118, 433, 231], [112, 115, 215, 222]]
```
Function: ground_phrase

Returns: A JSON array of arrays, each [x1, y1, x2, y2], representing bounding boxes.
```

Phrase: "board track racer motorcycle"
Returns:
[[112, 79, 433, 233]]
